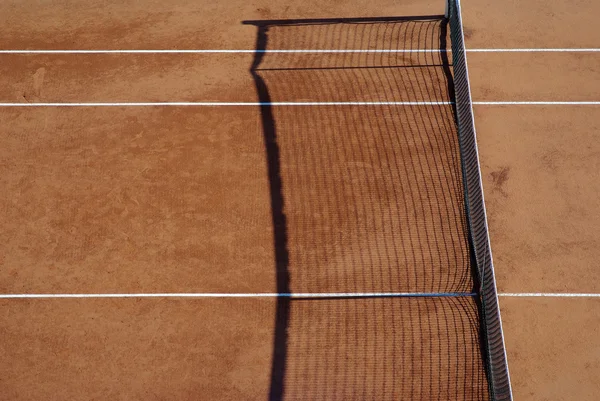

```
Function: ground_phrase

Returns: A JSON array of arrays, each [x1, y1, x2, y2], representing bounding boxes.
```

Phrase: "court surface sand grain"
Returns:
[[1, 0, 599, 399]]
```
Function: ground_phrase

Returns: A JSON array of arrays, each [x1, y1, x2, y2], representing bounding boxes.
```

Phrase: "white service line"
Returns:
[[0, 101, 599, 107], [474, 101, 600, 105], [0, 292, 476, 299], [0, 48, 599, 54], [499, 293, 600, 297], [0, 102, 454, 107], [467, 48, 600, 52], [3, 292, 598, 299], [0, 49, 442, 54]]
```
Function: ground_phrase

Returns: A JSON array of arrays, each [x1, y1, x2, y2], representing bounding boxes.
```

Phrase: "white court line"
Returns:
[[0, 292, 476, 299], [474, 101, 600, 105], [467, 48, 600, 53], [0, 49, 439, 54], [0, 101, 599, 107], [2, 292, 598, 299], [499, 293, 600, 297], [0, 49, 599, 54], [0, 102, 454, 107]]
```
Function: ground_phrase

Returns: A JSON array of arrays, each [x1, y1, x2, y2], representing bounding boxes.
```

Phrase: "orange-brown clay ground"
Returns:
[[462, 0, 600, 399], [1, 0, 599, 399]]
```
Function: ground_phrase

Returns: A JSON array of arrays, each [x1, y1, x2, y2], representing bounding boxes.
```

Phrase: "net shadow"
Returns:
[[243, 15, 489, 400]]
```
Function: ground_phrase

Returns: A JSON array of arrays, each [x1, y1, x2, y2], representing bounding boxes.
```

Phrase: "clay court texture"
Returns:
[[0, 0, 599, 400]]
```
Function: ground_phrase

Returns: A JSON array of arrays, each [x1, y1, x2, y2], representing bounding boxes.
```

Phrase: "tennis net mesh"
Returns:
[[244, 4, 511, 399], [447, 0, 513, 400]]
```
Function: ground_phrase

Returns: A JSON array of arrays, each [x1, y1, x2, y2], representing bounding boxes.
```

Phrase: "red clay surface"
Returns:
[[475, 107, 600, 293], [0, 0, 443, 49], [0, 53, 450, 103], [500, 298, 600, 400], [0, 298, 488, 400], [469, 53, 600, 101], [0, 1, 493, 399], [461, 0, 600, 48], [462, 0, 600, 399], [1, 107, 278, 294], [0, 298, 276, 400], [1, 0, 599, 399]]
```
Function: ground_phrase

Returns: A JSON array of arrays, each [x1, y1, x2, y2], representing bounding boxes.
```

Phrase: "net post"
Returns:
[[444, 0, 449, 18]]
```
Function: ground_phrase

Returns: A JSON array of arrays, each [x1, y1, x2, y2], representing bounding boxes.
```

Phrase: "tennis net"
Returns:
[[244, 14, 495, 400], [447, 0, 513, 399]]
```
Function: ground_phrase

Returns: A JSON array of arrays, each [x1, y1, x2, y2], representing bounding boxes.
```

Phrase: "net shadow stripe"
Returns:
[[248, 25, 291, 401]]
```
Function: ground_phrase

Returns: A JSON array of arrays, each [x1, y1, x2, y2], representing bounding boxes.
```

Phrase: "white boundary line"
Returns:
[[0, 292, 476, 299], [0, 48, 599, 54], [474, 101, 600, 105], [0, 101, 598, 107], [468, 48, 600, 53], [0, 49, 436, 54], [0, 102, 453, 107], [499, 293, 600, 297], [2, 292, 598, 299]]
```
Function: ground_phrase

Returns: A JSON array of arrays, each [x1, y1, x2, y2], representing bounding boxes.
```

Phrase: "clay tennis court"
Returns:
[[1, 0, 598, 400]]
